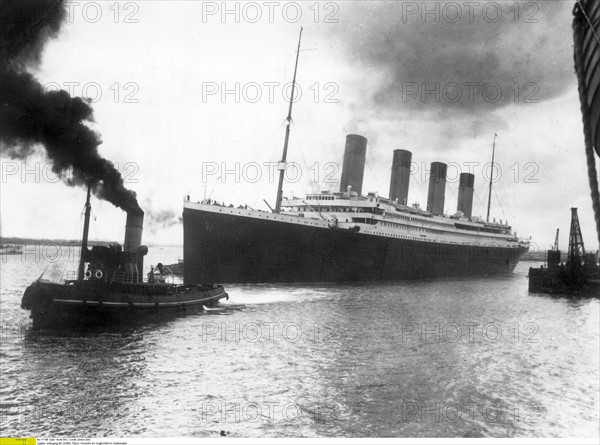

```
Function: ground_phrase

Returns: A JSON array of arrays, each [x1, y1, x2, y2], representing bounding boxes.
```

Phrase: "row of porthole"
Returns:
[[363, 230, 514, 247], [366, 233, 514, 248], [353, 223, 517, 246], [372, 224, 509, 241]]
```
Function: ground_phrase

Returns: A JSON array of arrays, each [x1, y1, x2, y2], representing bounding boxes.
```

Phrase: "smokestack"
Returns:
[[124, 211, 144, 252], [426, 162, 447, 215], [389, 149, 412, 205], [457, 173, 475, 219], [339, 134, 367, 196], [123, 210, 146, 283]]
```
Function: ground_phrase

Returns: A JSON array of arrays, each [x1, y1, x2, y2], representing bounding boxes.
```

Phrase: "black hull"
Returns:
[[183, 207, 529, 284], [528, 266, 600, 297], [27, 302, 216, 330], [22, 280, 228, 329]]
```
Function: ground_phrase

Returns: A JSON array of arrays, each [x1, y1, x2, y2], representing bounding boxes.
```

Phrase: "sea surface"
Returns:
[[0, 245, 598, 438]]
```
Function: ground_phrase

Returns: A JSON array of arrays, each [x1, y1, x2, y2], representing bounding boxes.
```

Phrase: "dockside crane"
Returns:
[[529, 208, 599, 294], [567, 208, 585, 265]]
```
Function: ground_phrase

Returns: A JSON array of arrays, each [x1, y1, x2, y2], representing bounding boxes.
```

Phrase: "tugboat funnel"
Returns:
[[124, 210, 146, 282], [124, 211, 144, 252]]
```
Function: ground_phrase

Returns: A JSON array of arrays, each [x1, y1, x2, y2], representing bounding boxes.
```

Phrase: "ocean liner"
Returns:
[[183, 30, 530, 284]]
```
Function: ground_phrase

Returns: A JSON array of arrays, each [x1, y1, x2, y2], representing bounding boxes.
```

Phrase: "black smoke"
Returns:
[[0, 0, 141, 214]]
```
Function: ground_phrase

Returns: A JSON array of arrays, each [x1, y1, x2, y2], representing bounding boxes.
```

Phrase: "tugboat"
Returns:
[[528, 208, 600, 296], [21, 186, 228, 328]]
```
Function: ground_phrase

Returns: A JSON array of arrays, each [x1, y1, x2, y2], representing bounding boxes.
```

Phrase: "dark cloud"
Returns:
[[327, 1, 575, 117]]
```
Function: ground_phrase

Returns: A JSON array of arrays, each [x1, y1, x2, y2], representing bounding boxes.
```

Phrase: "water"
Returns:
[[1, 246, 599, 438]]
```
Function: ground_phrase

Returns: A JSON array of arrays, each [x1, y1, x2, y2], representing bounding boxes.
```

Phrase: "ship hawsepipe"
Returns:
[[183, 195, 530, 284]]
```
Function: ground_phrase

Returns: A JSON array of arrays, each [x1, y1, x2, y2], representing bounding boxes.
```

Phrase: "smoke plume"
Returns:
[[0, 0, 141, 214], [144, 208, 182, 234]]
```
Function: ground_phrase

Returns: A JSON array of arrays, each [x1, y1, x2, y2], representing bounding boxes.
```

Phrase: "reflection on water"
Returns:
[[1, 248, 599, 438]]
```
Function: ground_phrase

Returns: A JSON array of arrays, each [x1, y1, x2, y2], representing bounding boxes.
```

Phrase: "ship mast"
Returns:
[[77, 184, 92, 281], [274, 27, 303, 214], [486, 133, 497, 223]]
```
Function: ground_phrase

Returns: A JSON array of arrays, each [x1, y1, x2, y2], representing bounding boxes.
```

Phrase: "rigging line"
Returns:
[[445, 184, 458, 215], [226, 186, 253, 209], [41, 205, 88, 280], [334, 153, 345, 180], [88, 206, 99, 243], [55, 251, 69, 282], [577, 0, 600, 45], [364, 158, 376, 179], [291, 122, 342, 193], [363, 139, 376, 177], [574, 0, 600, 248], [254, 119, 288, 162], [207, 120, 287, 203], [207, 178, 220, 202], [473, 188, 486, 217], [363, 145, 378, 194], [410, 169, 428, 205], [446, 180, 459, 200], [289, 120, 317, 192], [48, 211, 86, 278], [492, 186, 508, 223]]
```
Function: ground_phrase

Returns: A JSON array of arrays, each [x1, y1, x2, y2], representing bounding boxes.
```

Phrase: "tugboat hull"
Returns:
[[21, 280, 228, 329]]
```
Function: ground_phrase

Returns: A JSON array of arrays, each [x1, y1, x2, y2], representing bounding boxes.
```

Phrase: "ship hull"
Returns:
[[183, 207, 529, 284], [21, 280, 228, 329]]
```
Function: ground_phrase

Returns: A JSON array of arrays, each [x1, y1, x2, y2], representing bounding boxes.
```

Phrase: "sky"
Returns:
[[0, 0, 598, 255]]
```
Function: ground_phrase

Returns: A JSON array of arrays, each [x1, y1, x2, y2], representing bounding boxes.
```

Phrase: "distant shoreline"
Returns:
[[0, 236, 182, 248]]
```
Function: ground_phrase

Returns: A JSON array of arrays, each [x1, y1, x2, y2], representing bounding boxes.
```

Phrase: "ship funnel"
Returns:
[[124, 210, 144, 252], [339, 134, 367, 196], [389, 149, 412, 205], [123, 210, 147, 283], [426, 162, 447, 215], [457, 172, 475, 219]]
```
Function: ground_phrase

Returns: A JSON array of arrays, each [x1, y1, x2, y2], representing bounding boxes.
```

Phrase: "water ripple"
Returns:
[[1, 253, 598, 437]]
